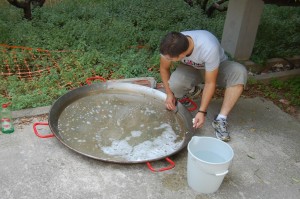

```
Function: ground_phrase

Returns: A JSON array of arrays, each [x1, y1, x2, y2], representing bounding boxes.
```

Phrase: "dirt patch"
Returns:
[[238, 56, 300, 120], [245, 56, 300, 76], [14, 114, 48, 129], [214, 86, 300, 121]]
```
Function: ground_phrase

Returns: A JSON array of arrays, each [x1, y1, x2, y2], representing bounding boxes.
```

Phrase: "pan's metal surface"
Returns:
[[48, 82, 195, 163]]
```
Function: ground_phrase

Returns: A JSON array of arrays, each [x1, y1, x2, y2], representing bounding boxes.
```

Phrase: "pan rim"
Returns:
[[48, 82, 195, 163]]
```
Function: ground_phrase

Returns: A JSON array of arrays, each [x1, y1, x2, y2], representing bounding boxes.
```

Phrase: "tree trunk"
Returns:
[[206, 0, 228, 17], [7, 0, 46, 20], [263, 0, 300, 6], [23, 1, 32, 20]]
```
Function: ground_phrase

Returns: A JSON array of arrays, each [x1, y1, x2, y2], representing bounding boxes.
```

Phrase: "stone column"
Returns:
[[221, 0, 264, 60]]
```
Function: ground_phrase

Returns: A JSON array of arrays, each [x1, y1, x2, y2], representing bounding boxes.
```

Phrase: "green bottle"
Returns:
[[1, 104, 14, 134]]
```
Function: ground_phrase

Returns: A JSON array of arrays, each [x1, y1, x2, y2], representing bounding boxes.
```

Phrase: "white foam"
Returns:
[[131, 131, 142, 137], [101, 140, 132, 156], [100, 123, 183, 161], [144, 107, 156, 115]]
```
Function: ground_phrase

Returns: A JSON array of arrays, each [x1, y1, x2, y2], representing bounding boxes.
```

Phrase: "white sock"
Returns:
[[216, 114, 227, 120]]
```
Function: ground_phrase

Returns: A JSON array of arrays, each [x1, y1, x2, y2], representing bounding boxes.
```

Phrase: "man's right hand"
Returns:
[[159, 56, 176, 110], [165, 93, 176, 110]]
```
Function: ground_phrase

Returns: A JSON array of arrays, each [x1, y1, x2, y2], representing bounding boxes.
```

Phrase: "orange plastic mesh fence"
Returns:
[[0, 44, 70, 80]]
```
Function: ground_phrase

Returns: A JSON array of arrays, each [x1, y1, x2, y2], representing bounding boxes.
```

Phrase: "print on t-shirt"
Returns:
[[182, 58, 205, 69]]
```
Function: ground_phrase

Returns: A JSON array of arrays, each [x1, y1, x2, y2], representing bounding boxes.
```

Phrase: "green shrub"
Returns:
[[0, 0, 299, 110], [252, 4, 300, 64]]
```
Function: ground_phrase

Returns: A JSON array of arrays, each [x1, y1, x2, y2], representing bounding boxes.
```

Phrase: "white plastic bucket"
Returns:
[[187, 136, 234, 194]]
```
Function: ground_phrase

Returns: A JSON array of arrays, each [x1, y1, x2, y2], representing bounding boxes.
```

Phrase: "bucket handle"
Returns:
[[191, 156, 229, 176], [215, 170, 228, 176], [33, 122, 54, 138], [86, 76, 107, 85], [178, 98, 197, 112], [147, 157, 175, 172], [199, 168, 228, 177]]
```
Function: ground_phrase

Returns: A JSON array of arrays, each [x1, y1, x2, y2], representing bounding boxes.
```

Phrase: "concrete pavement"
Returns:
[[0, 97, 300, 199]]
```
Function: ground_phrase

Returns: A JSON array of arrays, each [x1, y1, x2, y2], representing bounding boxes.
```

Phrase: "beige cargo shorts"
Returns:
[[168, 60, 248, 98]]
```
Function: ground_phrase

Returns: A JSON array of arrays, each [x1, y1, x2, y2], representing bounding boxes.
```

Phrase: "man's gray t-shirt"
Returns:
[[181, 30, 227, 71]]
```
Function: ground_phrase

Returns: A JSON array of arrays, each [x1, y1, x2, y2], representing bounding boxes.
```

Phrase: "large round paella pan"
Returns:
[[38, 81, 195, 164]]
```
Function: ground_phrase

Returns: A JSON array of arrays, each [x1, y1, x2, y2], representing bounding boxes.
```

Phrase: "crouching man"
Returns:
[[159, 30, 247, 142]]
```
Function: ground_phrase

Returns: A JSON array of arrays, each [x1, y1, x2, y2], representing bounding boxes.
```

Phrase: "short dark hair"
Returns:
[[159, 31, 189, 57]]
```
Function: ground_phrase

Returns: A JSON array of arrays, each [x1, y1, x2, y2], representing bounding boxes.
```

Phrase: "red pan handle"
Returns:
[[178, 98, 198, 112], [146, 157, 175, 172], [86, 76, 107, 85], [33, 122, 54, 138]]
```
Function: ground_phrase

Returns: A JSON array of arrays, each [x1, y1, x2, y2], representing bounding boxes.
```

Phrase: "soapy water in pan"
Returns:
[[57, 91, 187, 162]]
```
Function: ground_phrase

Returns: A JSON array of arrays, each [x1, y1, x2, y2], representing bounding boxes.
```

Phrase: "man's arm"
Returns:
[[160, 57, 172, 95], [159, 56, 176, 110], [193, 67, 218, 128], [199, 68, 218, 113]]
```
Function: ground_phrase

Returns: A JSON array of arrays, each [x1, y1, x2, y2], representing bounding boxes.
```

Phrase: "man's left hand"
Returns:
[[193, 112, 206, 128]]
